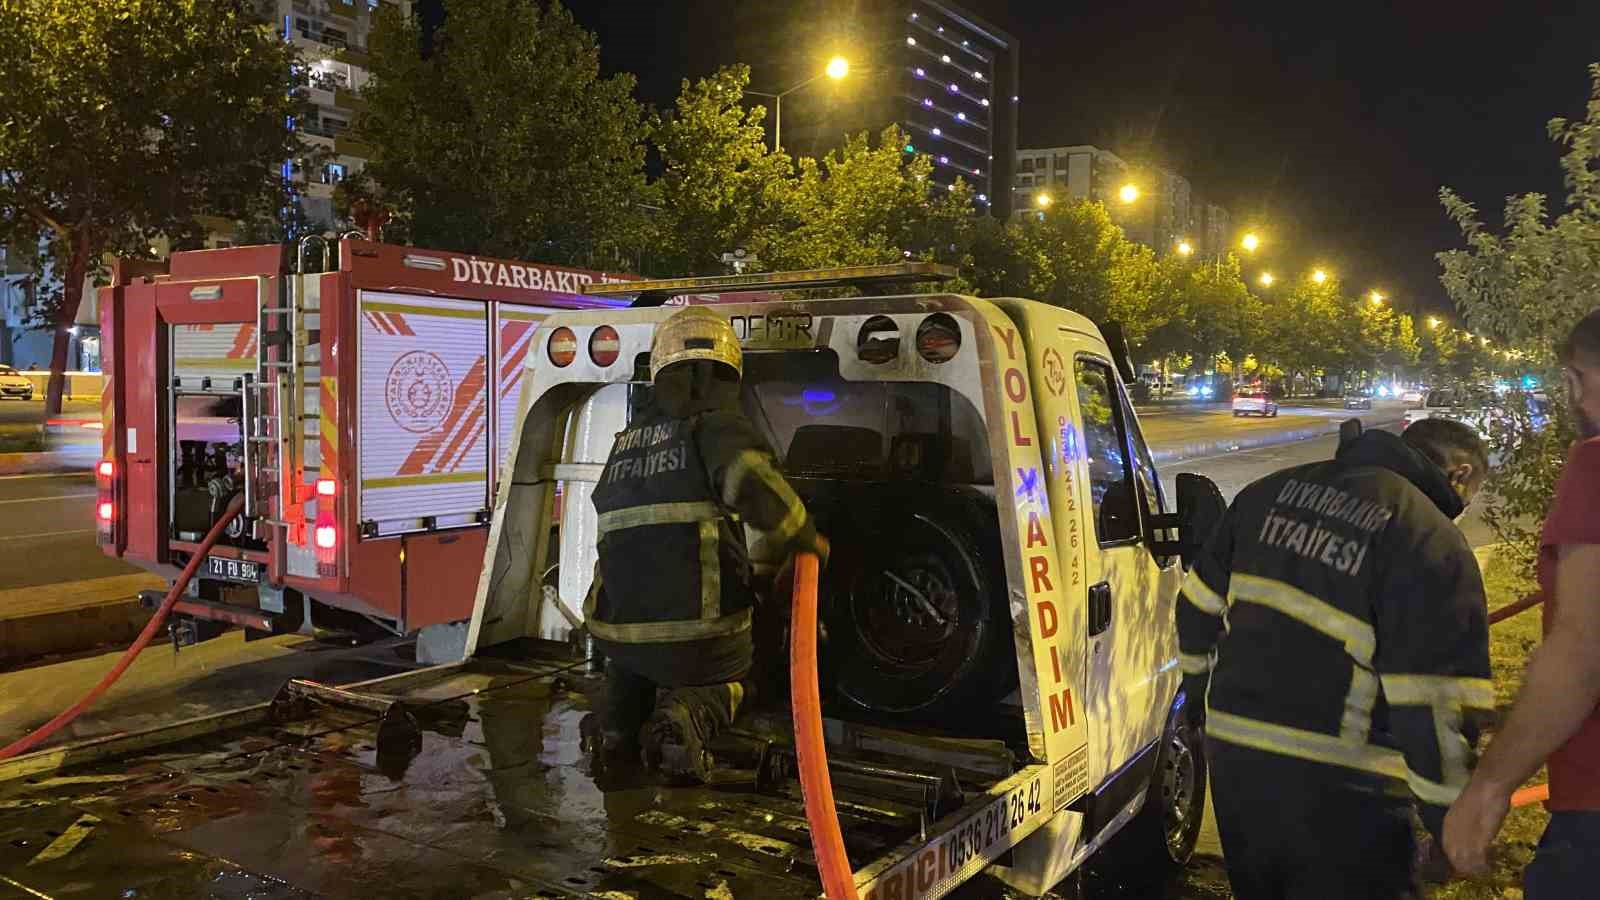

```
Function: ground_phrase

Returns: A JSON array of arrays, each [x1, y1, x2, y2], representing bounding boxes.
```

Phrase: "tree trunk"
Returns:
[[44, 236, 91, 418]]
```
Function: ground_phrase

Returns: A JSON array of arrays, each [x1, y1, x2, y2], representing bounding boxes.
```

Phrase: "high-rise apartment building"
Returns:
[[1199, 203, 1233, 259], [749, 1, 1020, 219], [894, 1, 1020, 216], [258, 0, 403, 230], [1011, 144, 1130, 214], [1013, 145, 1208, 258]]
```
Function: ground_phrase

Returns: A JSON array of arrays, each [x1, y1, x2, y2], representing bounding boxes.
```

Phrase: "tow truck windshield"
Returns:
[[652, 350, 997, 485]]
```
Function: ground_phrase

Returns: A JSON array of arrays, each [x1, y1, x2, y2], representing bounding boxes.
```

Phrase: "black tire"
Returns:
[[823, 506, 1013, 717], [1102, 691, 1207, 873]]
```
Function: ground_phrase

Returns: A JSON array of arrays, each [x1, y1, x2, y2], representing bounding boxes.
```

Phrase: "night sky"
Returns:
[[569, 0, 1600, 316]]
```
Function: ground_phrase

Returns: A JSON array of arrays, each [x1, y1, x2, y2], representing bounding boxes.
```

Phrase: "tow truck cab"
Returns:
[[471, 264, 1226, 896]]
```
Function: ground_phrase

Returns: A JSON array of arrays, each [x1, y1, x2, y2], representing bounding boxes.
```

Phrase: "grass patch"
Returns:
[[0, 424, 44, 453], [1432, 549, 1546, 899]]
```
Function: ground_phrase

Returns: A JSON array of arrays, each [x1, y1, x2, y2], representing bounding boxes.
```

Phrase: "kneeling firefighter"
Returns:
[[585, 306, 827, 781]]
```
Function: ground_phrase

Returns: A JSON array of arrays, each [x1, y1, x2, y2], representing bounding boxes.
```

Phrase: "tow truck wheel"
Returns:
[[1103, 691, 1207, 873], [824, 508, 1012, 717]]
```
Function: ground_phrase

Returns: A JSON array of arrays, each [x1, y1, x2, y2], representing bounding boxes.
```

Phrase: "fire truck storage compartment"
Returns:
[[358, 291, 491, 537], [169, 321, 257, 546], [170, 392, 249, 545]]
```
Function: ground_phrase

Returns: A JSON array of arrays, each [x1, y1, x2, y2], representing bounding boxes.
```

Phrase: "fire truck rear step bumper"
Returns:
[[137, 590, 280, 635]]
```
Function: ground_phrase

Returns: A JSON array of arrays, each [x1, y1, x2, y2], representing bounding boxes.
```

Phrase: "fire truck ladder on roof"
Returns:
[[578, 262, 958, 307], [242, 270, 318, 545]]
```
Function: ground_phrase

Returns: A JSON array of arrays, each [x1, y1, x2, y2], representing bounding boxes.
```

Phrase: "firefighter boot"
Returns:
[[587, 661, 657, 770], [639, 683, 747, 783]]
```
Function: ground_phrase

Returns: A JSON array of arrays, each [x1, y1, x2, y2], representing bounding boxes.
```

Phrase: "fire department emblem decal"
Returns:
[[1042, 347, 1067, 397], [386, 351, 453, 433]]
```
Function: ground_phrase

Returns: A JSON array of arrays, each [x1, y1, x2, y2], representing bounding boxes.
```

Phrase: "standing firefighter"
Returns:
[[1178, 419, 1493, 898], [584, 306, 826, 782]]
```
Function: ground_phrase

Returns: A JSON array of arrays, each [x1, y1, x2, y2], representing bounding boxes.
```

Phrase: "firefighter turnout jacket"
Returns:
[[1177, 429, 1492, 832], [586, 397, 822, 687]]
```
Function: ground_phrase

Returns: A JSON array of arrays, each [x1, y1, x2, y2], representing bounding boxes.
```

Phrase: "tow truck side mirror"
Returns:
[[1147, 473, 1227, 569]]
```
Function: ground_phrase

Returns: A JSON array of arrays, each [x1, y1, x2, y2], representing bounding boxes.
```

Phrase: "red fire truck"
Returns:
[[95, 238, 633, 660]]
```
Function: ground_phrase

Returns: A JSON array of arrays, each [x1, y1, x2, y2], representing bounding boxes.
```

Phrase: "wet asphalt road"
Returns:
[[0, 472, 136, 591]]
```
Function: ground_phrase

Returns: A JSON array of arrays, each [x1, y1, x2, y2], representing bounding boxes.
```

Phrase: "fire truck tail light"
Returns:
[[315, 525, 337, 549], [97, 501, 114, 522], [316, 478, 337, 497], [915, 313, 961, 363], [589, 325, 621, 367], [548, 327, 578, 367], [98, 460, 114, 478]]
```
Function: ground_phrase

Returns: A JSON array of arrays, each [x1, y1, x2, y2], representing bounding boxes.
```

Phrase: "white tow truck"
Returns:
[[0, 263, 1225, 899]]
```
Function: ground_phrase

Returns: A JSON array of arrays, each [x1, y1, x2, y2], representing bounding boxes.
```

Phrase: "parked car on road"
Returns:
[[0, 365, 34, 400], [1232, 386, 1279, 417], [1400, 387, 1426, 406], [1343, 388, 1374, 410]]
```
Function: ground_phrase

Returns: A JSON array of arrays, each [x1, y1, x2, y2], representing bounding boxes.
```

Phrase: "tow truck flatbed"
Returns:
[[0, 644, 1035, 899]]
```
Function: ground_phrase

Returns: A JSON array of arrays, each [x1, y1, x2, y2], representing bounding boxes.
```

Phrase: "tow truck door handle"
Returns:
[[1088, 582, 1112, 636]]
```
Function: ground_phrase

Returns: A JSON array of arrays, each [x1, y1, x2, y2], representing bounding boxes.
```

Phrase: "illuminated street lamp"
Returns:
[[1241, 232, 1261, 253], [1427, 316, 1442, 329], [1118, 183, 1140, 204], [1035, 192, 1053, 209], [1368, 290, 1385, 306], [1311, 269, 1328, 284], [1258, 272, 1275, 287], [1176, 240, 1195, 256], [746, 56, 851, 150]]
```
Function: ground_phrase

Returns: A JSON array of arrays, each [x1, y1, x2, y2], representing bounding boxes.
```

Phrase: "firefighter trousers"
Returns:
[[602, 660, 749, 748], [1208, 739, 1421, 900]]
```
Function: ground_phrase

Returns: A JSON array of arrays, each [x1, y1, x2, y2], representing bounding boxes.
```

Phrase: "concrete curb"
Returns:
[[0, 451, 87, 476], [1151, 415, 1406, 465], [0, 574, 166, 666]]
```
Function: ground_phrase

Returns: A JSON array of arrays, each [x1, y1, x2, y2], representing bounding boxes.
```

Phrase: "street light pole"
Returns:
[[746, 56, 849, 152]]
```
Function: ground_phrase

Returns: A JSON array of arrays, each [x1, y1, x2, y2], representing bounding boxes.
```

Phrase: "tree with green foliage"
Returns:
[[0, 0, 307, 415], [1436, 63, 1600, 573], [750, 126, 938, 271], [962, 216, 1036, 298], [648, 65, 791, 276], [1387, 314, 1422, 373], [1143, 253, 1260, 380], [1012, 200, 1163, 344], [1256, 274, 1346, 387], [360, 0, 649, 268]]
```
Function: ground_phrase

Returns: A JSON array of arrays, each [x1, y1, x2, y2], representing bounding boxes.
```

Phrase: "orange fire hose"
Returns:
[[0, 494, 246, 760], [790, 551, 860, 900], [1488, 591, 1543, 625]]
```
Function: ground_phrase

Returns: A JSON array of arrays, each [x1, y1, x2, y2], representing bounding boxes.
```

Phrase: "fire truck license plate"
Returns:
[[206, 556, 260, 584]]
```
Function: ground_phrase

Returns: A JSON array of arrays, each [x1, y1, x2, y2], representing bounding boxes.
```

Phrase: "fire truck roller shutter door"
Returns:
[[358, 292, 491, 535]]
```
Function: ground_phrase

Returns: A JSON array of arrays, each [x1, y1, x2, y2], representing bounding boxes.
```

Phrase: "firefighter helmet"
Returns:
[[650, 306, 742, 380]]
